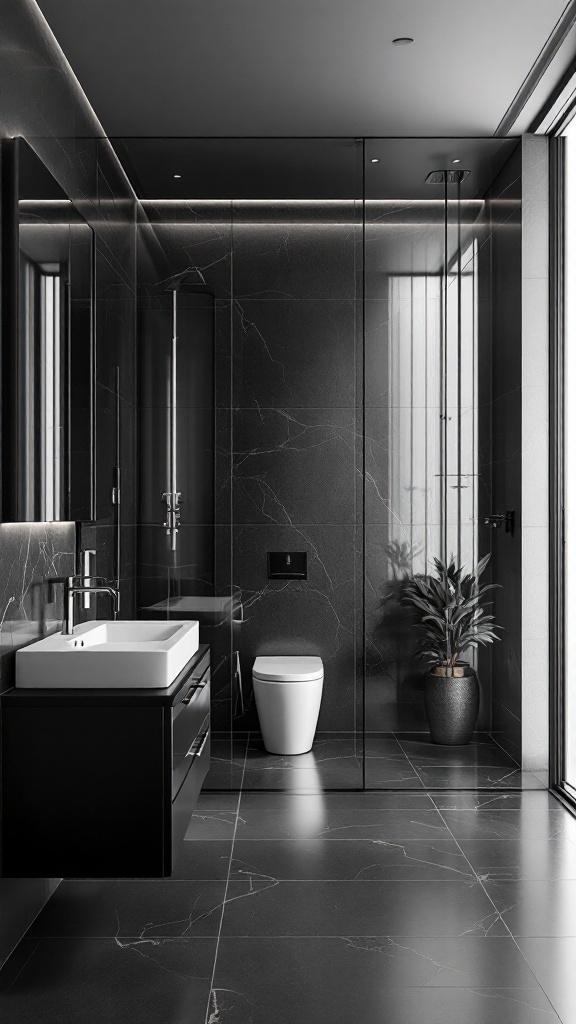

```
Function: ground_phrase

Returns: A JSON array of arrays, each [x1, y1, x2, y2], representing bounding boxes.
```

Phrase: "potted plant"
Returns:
[[403, 555, 501, 744]]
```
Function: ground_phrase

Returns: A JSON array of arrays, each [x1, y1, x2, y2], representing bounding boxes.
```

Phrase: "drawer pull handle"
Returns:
[[181, 675, 209, 705], [186, 731, 209, 759]]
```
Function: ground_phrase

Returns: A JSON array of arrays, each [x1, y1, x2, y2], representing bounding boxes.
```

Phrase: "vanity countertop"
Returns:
[[1, 644, 209, 707]]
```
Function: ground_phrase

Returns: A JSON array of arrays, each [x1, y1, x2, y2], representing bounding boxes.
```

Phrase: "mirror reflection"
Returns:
[[2, 138, 94, 522]]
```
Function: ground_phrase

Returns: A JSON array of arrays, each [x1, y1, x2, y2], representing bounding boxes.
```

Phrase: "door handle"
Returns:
[[181, 673, 210, 705], [186, 731, 209, 759], [484, 510, 515, 535]]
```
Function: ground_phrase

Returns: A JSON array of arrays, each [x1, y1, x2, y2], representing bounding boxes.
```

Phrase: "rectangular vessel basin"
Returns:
[[16, 620, 200, 689]]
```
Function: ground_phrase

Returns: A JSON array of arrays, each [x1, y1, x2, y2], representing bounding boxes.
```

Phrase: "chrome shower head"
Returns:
[[425, 169, 470, 184], [159, 268, 209, 291]]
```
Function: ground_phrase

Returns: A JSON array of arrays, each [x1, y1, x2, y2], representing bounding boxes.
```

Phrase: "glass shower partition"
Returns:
[[363, 138, 521, 789], [130, 139, 366, 790], [128, 135, 528, 791]]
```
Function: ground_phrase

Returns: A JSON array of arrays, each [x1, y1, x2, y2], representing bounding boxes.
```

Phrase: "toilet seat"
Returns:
[[252, 655, 324, 755], [253, 655, 323, 683]]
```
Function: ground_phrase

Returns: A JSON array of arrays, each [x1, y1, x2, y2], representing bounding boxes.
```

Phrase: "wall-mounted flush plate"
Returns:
[[268, 552, 307, 580]]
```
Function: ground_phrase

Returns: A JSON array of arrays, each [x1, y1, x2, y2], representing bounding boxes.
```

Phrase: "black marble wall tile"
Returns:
[[142, 204, 232, 299], [94, 257, 136, 405], [0, 524, 75, 691], [232, 299, 357, 409], [137, 524, 215, 609], [232, 205, 360, 302], [492, 696, 523, 765], [74, 523, 114, 620], [119, 395, 138, 515], [93, 382, 117, 525], [215, 408, 233, 526], [224, 209, 362, 740], [209, 526, 236, 732], [364, 297, 391, 408], [139, 294, 215, 410], [231, 407, 356, 526], [478, 146, 523, 761], [139, 404, 215, 525]]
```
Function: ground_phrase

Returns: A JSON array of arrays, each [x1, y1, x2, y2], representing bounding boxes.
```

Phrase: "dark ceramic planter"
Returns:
[[424, 667, 479, 745]]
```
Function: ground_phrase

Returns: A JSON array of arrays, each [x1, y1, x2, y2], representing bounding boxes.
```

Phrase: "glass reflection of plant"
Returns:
[[371, 540, 423, 691]]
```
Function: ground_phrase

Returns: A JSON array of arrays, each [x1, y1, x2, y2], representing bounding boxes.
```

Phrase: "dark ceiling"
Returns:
[[112, 136, 518, 200], [36, 0, 575, 137]]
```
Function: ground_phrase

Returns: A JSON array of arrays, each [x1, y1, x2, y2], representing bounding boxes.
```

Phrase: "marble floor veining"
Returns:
[[204, 730, 545, 792], [1, 787, 576, 1022]]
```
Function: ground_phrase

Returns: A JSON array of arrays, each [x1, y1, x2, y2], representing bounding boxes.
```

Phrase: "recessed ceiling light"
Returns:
[[392, 37, 414, 46], [371, 158, 379, 163], [173, 174, 182, 179], [451, 158, 462, 164]]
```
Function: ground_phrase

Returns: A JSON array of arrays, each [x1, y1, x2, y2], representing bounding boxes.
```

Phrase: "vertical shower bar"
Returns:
[[410, 276, 414, 566], [457, 175, 462, 567], [170, 289, 178, 552], [361, 141, 366, 791], [424, 276, 429, 570], [115, 364, 121, 616], [441, 173, 448, 565], [230, 200, 235, 741]]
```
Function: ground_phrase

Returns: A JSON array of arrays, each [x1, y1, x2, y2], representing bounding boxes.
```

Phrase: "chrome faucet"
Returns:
[[61, 575, 119, 637]]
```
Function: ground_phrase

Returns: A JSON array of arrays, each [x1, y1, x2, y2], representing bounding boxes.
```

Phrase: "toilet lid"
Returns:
[[253, 655, 323, 682]]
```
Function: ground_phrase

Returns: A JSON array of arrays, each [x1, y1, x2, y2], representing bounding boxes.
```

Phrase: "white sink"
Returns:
[[15, 620, 200, 689]]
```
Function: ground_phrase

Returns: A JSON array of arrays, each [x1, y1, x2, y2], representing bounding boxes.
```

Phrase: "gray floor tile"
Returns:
[[229, 838, 475, 880], [363, 735, 406, 758], [196, 792, 241, 811], [516, 937, 576, 1024], [1, 766, 568, 1023], [484, 879, 576, 936], [397, 734, 519, 768], [440, 808, 576, 841], [0, 938, 216, 1024], [241, 735, 364, 790], [460, 839, 576, 880], [210, 936, 540, 1023], [415, 767, 546, 789], [202, 735, 247, 791], [365, 760, 425, 787], [431, 791, 561, 810], [207, 982, 560, 1024], [233, 806, 451, 841], [27, 880, 227, 938], [171, 841, 233, 879], [238, 791, 434, 810], [184, 809, 238, 841], [219, 879, 507, 937]]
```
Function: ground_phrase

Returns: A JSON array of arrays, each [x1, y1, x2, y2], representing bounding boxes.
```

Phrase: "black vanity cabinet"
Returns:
[[1, 646, 210, 878]]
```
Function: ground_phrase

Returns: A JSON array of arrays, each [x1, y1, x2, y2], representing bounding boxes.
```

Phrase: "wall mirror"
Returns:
[[1, 137, 95, 522]]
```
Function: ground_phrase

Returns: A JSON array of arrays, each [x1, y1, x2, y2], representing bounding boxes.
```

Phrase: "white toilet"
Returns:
[[252, 656, 324, 755]]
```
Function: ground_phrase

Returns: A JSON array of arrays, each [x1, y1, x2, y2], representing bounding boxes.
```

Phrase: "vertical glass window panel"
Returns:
[[563, 117, 576, 789], [40, 271, 62, 522], [21, 258, 36, 519], [42, 273, 54, 521], [445, 239, 479, 574]]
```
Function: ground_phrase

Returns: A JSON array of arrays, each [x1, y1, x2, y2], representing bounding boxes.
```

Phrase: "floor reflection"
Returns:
[[203, 730, 544, 791]]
